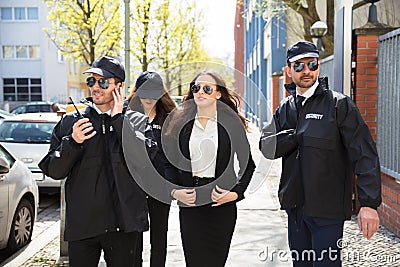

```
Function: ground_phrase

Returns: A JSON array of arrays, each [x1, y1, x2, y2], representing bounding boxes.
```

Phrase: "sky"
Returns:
[[195, 0, 236, 64]]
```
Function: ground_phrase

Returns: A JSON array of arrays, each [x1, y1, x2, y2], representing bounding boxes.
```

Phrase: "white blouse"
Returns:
[[189, 114, 218, 178]]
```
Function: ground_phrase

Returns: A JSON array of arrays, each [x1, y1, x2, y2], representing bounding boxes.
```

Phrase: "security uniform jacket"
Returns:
[[167, 102, 256, 205], [39, 100, 149, 241], [259, 78, 381, 220]]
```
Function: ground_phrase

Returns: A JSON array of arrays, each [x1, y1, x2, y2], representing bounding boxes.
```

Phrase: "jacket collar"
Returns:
[[284, 77, 329, 97]]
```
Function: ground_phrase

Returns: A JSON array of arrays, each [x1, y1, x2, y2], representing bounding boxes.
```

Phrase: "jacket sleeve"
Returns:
[[230, 123, 256, 201], [259, 107, 298, 159], [38, 117, 83, 180], [121, 110, 152, 169], [337, 97, 382, 209]]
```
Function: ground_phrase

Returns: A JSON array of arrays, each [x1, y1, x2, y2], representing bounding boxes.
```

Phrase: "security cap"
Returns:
[[84, 56, 125, 81], [287, 41, 319, 63]]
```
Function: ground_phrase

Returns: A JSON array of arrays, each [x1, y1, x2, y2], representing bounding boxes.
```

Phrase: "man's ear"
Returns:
[[285, 66, 292, 78]]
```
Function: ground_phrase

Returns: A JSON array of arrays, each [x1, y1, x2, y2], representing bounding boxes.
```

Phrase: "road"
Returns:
[[0, 193, 60, 265]]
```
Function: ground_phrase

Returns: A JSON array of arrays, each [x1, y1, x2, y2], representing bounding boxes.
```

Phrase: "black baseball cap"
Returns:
[[287, 41, 319, 63], [84, 56, 125, 81], [135, 71, 164, 100]]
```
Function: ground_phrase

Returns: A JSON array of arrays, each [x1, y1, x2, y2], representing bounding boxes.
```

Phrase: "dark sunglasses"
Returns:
[[293, 60, 319, 72], [191, 84, 214, 95], [86, 76, 115, 89]]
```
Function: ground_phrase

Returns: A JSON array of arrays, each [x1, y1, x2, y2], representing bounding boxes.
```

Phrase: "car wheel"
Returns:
[[7, 199, 34, 252]]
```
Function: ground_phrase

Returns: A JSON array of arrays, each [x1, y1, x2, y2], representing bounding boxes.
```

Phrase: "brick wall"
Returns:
[[354, 27, 400, 236], [379, 173, 400, 237], [271, 74, 281, 112], [354, 35, 378, 140]]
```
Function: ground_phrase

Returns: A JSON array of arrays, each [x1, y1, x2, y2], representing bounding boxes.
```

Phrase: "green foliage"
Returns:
[[43, 0, 122, 66], [130, 0, 212, 94]]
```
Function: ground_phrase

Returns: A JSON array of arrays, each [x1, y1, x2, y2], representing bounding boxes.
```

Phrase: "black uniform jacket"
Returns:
[[39, 100, 149, 241], [259, 78, 381, 220], [166, 102, 256, 206]]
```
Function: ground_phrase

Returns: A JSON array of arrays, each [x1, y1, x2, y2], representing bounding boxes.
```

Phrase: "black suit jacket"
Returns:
[[167, 103, 256, 206]]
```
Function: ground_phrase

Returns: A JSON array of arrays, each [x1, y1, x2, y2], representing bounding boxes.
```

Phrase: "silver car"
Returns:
[[0, 113, 61, 193], [0, 143, 39, 251]]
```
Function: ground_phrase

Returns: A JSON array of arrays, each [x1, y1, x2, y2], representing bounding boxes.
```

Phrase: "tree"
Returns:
[[130, 0, 154, 72], [43, 0, 122, 66], [249, 0, 372, 57], [130, 0, 211, 95], [153, 0, 211, 95]]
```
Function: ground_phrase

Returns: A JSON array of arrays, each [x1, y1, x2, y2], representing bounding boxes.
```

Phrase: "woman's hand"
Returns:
[[211, 185, 238, 207], [172, 189, 196, 206]]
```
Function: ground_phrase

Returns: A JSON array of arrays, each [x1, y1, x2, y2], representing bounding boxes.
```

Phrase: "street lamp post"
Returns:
[[124, 0, 130, 96], [310, 21, 328, 52]]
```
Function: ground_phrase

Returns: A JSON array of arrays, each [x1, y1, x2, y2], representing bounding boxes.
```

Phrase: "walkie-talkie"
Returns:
[[69, 97, 94, 136], [69, 97, 83, 119]]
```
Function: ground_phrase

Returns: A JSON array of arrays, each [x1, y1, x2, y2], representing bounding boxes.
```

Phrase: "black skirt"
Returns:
[[179, 202, 237, 267]]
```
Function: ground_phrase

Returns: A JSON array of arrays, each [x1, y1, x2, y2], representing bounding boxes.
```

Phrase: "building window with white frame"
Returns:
[[3, 78, 42, 102], [0, 7, 38, 21], [2, 46, 40, 59]]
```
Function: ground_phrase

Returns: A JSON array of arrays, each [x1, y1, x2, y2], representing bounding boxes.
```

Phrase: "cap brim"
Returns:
[[289, 52, 319, 62], [83, 68, 114, 78], [137, 89, 163, 100]]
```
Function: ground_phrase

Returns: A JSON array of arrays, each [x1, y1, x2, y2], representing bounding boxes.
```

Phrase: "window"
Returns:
[[29, 46, 40, 58], [2, 78, 42, 102], [16, 46, 28, 58], [2, 46, 14, 58], [57, 50, 65, 63], [1, 8, 12, 20], [2, 46, 40, 59], [14, 8, 26, 20], [27, 8, 38, 20], [0, 7, 38, 21]]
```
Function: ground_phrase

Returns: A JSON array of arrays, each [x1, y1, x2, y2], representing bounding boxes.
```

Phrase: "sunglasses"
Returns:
[[86, 76, 115, 89], [293, 60, 319, 72], [191, 84, 214, 95]]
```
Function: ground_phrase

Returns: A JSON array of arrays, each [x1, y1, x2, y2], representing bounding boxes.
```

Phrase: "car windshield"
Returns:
[[0, 121, 56, 143]]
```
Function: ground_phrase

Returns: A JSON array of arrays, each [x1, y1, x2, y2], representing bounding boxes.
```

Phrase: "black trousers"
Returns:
[[180, 202, 237, 267], [287, 208, 344, 267], [68, 231, 140, 267], [135, 196, 171, 267]]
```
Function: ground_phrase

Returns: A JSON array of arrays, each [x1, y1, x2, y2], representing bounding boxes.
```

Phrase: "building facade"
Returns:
[[0, 0, 68, 110], [242, 0, 286, 128]]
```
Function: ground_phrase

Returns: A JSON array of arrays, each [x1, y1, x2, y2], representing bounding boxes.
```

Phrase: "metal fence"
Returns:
[[377, 28, 400, 180]]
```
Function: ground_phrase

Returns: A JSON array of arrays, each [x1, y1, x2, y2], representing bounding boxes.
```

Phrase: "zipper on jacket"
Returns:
[[101, 115, 106, 135]]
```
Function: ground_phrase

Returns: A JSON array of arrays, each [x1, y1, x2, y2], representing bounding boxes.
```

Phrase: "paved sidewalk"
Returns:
[[5, 124, 400, 266]]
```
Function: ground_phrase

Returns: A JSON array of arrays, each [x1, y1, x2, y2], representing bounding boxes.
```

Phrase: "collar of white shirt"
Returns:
[[296, 78, 319, 105], [93, 104, 111, 115], [194, 112, 217, 130]]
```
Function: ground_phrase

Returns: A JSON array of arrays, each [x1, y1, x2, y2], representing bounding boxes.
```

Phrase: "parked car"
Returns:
[[0, 109, 14, 120], [0, 110, 14, 126], [10, 102, 63, 115], [0, 143, 39, 252], [0, 113, 62, 193]]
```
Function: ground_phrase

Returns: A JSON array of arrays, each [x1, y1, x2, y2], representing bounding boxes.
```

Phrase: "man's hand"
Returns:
[[358, 207, 380, 240], [111, 85, 124, 117], [172, 189, 196, 206], [71, 118, 96, 144], [211, 185, 238, 207]]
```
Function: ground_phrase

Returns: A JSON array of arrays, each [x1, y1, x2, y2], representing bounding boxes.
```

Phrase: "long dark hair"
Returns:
[[127, 85, 176, 128], [165, 69, 248, 135]]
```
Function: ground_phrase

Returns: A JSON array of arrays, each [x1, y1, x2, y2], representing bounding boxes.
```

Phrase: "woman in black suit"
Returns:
[[164, 70, 256, 267]]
